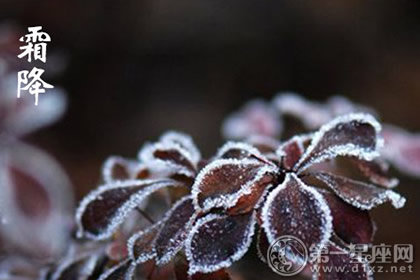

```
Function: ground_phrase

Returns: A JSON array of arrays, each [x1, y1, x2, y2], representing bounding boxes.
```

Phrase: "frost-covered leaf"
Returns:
[[160, 131, 201, 163], [50, 253, 103, 280], [76, 179, 182, 240], [139, 132, 200, 178], [127, 221, 162, 264], [169, 253, 220, 280], [320, 190, 374, 244], [102, 156, 141, 183], [273, 93, 376, 131], [294, 113, 383, 173], [311, 172, 406, 210], [312, 241, 372, 280], [382, 125, 420, 177], [189, 270, 231, 280], [0, 142, 73, 258], [352, 158, 398, 188], [256, 228, 270, 263], [246, 135, 280, 154], [185, 212, 256, 275], [216, 141, 271, 164], [261, 173, 332, 257], [222, 100, 282, 139], [227, 180, 271, 216], [97, 259, 132, 280], [273, 93, 331, 130], [192, 158, 276, 212], [155, 196, 197, 265], [277, 135, 310, 170]]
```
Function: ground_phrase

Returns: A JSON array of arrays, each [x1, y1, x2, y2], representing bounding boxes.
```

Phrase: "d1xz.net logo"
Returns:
[[267, 235, 308, 276]]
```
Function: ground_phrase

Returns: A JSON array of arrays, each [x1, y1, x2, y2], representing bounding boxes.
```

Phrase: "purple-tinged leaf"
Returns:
[[320, 190, 375, 244], [160, 131, 201, 164], [97, 259, 132, 280], [294, 113, 383, 173], [50, 253, 103, 280], [222, 100, 282, 139], [311, 172, 405, 210], [216, 141, 271, 164], [154, 196, 197, 265], [102, 156, 140, 183], [352, 158, 398, 188], [256, 228, 270, 263], [76, 179, 182, 240], [312, 241, 373, 280], [277, 134, 311, 170], [261, 173, 332, 257], [0, 142, 73, 258], [127, 222, 162, 264], [185, 212, 256, 275], [273, 93, 331, 130], [139, 132, 200, 178], [382, 125, 420, 177], [246, 135, 280, 154], [273, 93, 376, 130], [191, 158, 277, 212]]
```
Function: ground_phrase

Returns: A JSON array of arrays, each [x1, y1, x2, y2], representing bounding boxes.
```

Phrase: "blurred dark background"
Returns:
[[1, 0, 420, 279]]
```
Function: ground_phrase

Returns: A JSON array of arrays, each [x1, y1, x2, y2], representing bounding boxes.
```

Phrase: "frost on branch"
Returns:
[[311, 172, 406, 210], [294, 113, 383, 173], [76, 179, 182, 240], [185, 212, 256, 275], [261, 173, 332, 257], [191, 158, 276, 212]]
